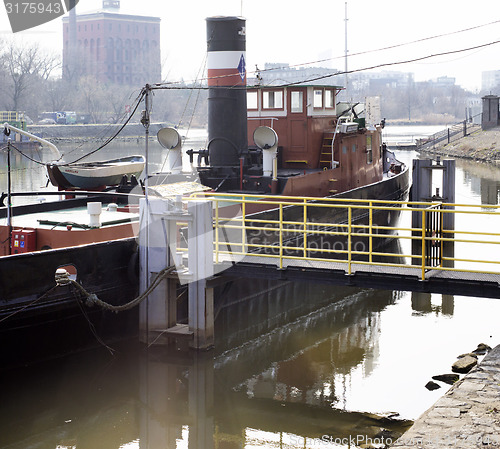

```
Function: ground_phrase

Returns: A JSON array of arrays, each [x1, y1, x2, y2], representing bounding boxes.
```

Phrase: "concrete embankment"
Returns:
[[422, 126, 500, 164], [27, 122, 170, 142], [390, 344, 500, 448]]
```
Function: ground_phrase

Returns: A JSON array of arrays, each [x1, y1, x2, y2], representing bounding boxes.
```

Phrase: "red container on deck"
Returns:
[[11, 228, 37, 254]]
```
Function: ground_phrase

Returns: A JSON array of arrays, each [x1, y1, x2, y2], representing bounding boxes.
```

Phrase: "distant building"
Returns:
[[482, 70, 500, 93], [432, 76, 456, 88], [62, 0, 161, 85]]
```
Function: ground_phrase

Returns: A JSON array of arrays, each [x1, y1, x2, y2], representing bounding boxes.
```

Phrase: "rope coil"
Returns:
[[55, 268, 72, 286]]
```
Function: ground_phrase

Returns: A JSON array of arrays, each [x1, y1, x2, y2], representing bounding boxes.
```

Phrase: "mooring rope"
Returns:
[[55, 265, 177, 312]]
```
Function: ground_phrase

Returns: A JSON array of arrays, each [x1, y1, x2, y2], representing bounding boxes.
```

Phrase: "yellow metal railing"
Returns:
[[184, 193, 500, 281]]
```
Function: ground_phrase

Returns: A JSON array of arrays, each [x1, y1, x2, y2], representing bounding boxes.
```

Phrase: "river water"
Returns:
[[1, 126, 500, 448]]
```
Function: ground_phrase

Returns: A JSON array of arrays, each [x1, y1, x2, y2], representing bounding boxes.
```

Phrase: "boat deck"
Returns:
[[0, 204, 139, 230]]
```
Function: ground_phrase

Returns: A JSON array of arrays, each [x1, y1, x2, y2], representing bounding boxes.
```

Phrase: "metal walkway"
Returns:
[[213, 256, 500, 299], [185, 193, 500, 299]]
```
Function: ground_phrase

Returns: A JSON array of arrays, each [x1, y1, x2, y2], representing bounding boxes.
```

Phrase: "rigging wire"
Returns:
[[256, 19, 500, 74], [57, 88, 143, 160], [2, 89, 145, 168], [155, 19, 500, 87], [150, 37, 500, 91], [59, 89, 145, 165]]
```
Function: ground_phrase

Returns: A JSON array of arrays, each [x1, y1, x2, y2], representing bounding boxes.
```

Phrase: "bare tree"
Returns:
[[0, 39, 60, 112], [77, 75, 108, 123]]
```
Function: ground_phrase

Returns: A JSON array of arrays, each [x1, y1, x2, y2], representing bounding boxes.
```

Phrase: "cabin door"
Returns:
[[287, 88, 308, 165]]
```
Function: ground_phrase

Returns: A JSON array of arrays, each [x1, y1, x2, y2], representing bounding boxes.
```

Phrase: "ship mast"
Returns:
[[344, 1, 348, 101]]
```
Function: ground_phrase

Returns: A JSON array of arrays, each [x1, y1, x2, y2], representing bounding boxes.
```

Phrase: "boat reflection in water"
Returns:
[[0, 278, 413, 449]]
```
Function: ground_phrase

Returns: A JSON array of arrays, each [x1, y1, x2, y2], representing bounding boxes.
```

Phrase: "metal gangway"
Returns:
[[178, 193, 500, 299]]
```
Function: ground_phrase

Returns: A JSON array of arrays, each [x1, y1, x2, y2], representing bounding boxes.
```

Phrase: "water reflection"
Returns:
[[0, 284, 416, 449], [459, 159, 500, 206]]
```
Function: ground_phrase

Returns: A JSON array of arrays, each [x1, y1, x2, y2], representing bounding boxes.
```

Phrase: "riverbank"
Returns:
[[27, 122, 171, 142], [422, 126, 500, 164], [390, 344, 500, 448]]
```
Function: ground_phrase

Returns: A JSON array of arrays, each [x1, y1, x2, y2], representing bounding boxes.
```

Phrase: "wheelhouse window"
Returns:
[[291, 91, 303, 113], [263, 90, 283, 109], [313, 89, 323, 108], [247, 91, 258, 110], [325, 89, 335, 109]]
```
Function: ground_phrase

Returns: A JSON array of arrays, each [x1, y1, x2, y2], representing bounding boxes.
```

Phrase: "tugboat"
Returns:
[[156, 16, 409, 217], [153, 17, 411, 203]]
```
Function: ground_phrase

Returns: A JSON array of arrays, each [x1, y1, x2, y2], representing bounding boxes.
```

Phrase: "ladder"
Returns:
[[320, 131, 334, 169]]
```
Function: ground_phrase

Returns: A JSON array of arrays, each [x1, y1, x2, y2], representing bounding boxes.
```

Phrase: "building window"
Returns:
[[291, 91, 303, 113], [352, 144, 356, 153], [263, 90, 283, 109]]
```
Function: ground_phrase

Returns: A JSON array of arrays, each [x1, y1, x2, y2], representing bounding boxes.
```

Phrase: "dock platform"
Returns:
[[391, 345, 500, 448]]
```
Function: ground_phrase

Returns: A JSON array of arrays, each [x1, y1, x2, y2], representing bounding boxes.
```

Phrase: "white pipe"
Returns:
[[3, 122, 61, 160]]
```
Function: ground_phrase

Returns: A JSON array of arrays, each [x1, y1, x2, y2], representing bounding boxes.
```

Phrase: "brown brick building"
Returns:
[[62, 0, 161, 85]]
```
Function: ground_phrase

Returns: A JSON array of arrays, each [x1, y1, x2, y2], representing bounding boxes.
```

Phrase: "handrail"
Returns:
[[416, 113, 482, 150], [181, 194, 500, 281]]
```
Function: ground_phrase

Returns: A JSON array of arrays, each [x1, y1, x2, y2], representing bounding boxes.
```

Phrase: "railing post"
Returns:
[[347, 206, 352, 275], [303, 199, 307, 258], [279, 202, 283, 269], [369, 202, 373, 264], [215, 199, 219, 263], [421, 209, 426, 280], [241, 196, 246, 255]]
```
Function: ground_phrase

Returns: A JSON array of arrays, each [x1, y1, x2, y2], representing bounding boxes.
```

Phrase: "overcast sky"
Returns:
[[1, 0, 499, 91]]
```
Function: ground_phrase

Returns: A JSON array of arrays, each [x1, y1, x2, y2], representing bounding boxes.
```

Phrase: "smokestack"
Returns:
[[206, 16, 247, 167]]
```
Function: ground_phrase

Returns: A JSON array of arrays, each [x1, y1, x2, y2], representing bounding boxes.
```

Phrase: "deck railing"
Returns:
[[184, 193, 500, 281]]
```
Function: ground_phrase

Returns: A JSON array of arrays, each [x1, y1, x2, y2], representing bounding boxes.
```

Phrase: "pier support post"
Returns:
[[411, 158, 455, 268], [188, 200, 214, 350], [139, 197, 179, 345], [139, 197, 215, 349]]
